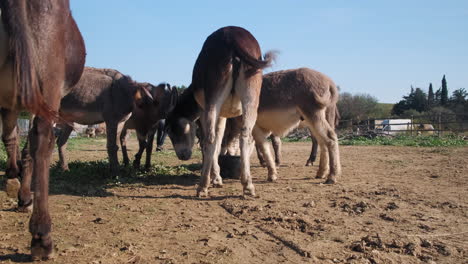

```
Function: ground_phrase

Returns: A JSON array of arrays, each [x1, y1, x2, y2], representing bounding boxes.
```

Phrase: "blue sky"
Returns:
[[70, 0, 467, 103]]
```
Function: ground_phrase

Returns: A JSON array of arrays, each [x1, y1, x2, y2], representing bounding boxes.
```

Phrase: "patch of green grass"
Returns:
[[66, 136, 106, 150], [0, 144, 6, 171], [48, 160, 200, 197], [339, 135, 468, 147]]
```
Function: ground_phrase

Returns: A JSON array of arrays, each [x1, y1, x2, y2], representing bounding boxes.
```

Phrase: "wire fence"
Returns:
[[337, 113, 468, 137]]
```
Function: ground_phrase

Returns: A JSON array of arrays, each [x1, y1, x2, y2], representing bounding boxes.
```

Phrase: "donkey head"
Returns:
[[134, 82, 178, 123], [164, 89, 198, 161]]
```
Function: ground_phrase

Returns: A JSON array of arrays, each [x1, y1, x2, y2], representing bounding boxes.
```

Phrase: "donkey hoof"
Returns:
[[315, 173, 326, 179], [324, 178, 337, 184], [243, 185, 256, 197], [212, 177, 223, 188], [18, 199, 33, 213], [31, 235, 54, 261], [196, 187, 209, 198], [267, 174, 278, 182], [305, 161, 313, 167], [6, 178, 21, 199]]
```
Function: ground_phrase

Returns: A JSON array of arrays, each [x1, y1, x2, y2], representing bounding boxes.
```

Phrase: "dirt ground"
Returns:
[[0, 137, 467, 264]]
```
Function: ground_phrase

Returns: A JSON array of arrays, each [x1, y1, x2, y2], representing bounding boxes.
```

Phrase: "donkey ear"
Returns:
[[169, 86, 178, 111], [141, 86, 154, 101], [134, 86, 154, 107]]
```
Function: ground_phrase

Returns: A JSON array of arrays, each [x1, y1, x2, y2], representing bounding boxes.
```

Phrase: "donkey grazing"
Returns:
[[165, 26, 274, 197], [223, 68, 341, 183], [0, 0, 86, 259], [120, 83, 177, 170], [54, 67, 157, 176]]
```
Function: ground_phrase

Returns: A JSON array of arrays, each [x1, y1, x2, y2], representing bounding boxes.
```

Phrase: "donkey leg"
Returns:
[[1, 109, 21, 198], [236, 69, 261, 196], [316, 144, 329, 179], [156, 120, 166, 151], [28, 117, 55, 260], [303, 109, 340, 183], [271, 135, 282, 167], [210, 117, 226, 187], [133, 133, 146, 169], [120, 125, 130, 166], [56, 125, 73, 171], [253, 127, 277, 181], [105, 121, 120, 177], [306, 135, 318, 166], [18, 141, 33, 212], [255, 143, 267, 167], [144, 130, 155, 170], [197, 110, 218, 197]]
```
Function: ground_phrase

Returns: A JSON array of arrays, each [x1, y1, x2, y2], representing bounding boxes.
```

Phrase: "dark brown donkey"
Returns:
[[120, 83, 178, 170], [54, 67, 157, 176], [0, 0, 86, 259], [165, 26, 274, 197]]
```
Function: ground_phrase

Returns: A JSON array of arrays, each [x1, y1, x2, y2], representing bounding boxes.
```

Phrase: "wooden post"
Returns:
[[410, 115, 414, 136], [438, 113, 442, 137]]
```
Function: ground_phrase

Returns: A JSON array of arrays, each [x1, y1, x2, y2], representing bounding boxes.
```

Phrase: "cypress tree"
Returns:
[[428, 83, 434, 107], [441, 75, 448, 106]]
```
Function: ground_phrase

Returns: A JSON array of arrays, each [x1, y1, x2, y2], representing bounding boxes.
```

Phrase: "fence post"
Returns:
[[411, 115, 414, 136], [438, 113, 442, 137]]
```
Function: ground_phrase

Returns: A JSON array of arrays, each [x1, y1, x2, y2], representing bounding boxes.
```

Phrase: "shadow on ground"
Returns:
[[0, 160, 202, 198]]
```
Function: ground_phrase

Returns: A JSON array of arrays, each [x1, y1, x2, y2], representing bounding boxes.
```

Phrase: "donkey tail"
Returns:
[[233, 42, 277, 76], [1, 1, 56, 122]]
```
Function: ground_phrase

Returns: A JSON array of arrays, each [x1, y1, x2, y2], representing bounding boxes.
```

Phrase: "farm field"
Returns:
[[1, 137, 467, 264]]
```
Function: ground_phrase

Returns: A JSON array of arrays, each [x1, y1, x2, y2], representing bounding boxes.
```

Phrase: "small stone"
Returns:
[[303, 201, 316, 208]]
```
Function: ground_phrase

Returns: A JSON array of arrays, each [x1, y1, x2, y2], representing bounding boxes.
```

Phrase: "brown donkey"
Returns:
[[165, 26, 274, 197], [257, 106, 340, 168], [53, 67, 155, 176], [0, 0, 86, 259], [120, 83, 178, 170], [223, 68, 341, 183]]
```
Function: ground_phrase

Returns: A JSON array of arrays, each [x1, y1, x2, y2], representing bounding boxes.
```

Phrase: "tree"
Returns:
[[411, 88, 428, 112], [392, 87, 428, 116], [450, 88, 467, 105], [391, 100, 409, 116], [337, 92, 379, 121], [428, 83, 434, 107], [441, 75, 448, 106]]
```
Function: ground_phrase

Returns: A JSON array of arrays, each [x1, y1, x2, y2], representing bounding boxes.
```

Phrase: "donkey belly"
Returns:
[[60, 109, 105, 125], [256, 108, 301, 137]]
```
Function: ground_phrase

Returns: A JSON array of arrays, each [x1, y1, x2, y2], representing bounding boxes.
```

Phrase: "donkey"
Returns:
[[257, 106, 339, 167], [222, 68, 341, 183], [120, 83, 177, 170], [0, 0, 86, 259], [54, 67, 155, 176], [165, 26, 274, 197]]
